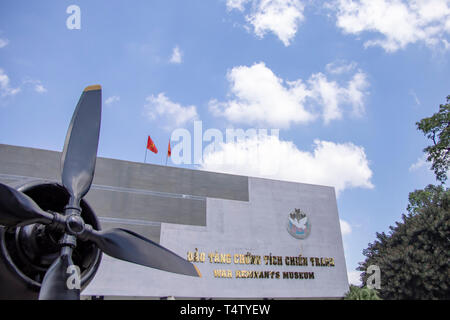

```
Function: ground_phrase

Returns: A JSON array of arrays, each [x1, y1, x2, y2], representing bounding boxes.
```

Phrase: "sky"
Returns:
[[0, 0, 449, 286]]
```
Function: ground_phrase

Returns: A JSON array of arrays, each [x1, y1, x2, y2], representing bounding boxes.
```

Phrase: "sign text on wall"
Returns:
[[187, 249, 335, 280]]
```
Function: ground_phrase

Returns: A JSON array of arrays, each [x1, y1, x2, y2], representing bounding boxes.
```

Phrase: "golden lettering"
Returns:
[[194, 248, 199, 262], [187, 251, 194, 262]]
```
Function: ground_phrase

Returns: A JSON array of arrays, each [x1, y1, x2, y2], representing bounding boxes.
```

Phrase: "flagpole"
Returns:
[[144, 135, 148, 163]]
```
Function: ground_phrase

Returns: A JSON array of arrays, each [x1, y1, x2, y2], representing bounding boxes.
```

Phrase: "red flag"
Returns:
[[146, 135, 158, 154], [167, 139, 171, 157]]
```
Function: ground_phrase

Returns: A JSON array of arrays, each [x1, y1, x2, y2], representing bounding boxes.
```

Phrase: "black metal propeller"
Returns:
[[39, 247, 81, 300], [0, 183, 54, 227], [0, 85, 200, 300], [39, 84, 103, 300]]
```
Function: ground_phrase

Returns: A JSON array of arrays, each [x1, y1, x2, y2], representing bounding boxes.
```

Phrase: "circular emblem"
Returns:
[[287, 208, 311, 239]]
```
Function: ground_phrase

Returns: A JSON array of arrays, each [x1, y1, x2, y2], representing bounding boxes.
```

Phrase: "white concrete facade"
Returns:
[[0, 144, 348, 299], [84, 177, 348, 298]]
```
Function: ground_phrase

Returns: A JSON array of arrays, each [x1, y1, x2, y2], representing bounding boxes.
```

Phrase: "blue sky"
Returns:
[[1, 0, 449, 285]]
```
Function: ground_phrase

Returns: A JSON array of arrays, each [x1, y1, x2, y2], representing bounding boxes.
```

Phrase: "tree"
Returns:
[[358, 185, 450, 299], [344, 285, 381, 300], [416, 95, 450, 183]]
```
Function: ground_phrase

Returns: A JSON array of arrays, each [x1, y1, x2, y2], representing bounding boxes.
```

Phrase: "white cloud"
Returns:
[[344, 71, 369, 117], [0, 70, 47, 98], [409, 89, 421, 105], [0, 38, 9, 48], [348, 270, 362, 286], [331, 0, 450, 52], [200, 135, 374, 195], [227, 0, 305, 46], [308, 71, 369, 123], [409, 154, 431, 172], [34, 83, 47, 93], [248, 0, 305, 46], [226, 0, 250, 11], [105, 95, 120, 105], [169, 46, 183, 64], [308, 73, 343, 123], [0, 68, 21, 97], [340, 219, 352, 235], [22, 78, 47, 94], [209, 62, 369, 127], [444, 39, 450, 50], [144, 93, 198, 128], [326, 60, 357, 74]]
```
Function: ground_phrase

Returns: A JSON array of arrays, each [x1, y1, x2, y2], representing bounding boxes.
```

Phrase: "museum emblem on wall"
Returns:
[[287, 208, 311, 239]]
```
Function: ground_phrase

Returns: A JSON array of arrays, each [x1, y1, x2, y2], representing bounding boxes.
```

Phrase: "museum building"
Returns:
[[0, 143, 349, 299]]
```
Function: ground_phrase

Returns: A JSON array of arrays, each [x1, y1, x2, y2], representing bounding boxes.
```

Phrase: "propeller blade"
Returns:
[[61, 85, 102, 201], [39, 247, 80, 300], [0, 183, 54, 226], [86, 228, 201, 277]]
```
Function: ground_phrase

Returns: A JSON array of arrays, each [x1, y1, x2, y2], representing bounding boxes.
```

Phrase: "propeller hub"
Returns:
[[65, 214, 85, 235]]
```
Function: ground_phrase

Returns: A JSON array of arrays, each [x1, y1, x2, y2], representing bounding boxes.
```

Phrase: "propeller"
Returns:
[[38, 247, 80, 300], [83, 228, 201, 277], [0, 85, 200, 300], [60, 85, 102, 203], [0, 183, 53, 227], [38, 84, 103, 300]]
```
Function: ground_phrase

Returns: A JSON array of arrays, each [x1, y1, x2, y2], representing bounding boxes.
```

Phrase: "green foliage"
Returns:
[[416, 95, 450, 183], [407, 184, 448, 216], [358, 185, 450, 299], [344, 285, 381, 300]]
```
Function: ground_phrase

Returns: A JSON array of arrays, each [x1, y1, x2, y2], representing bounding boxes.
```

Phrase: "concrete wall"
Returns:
[[0, 144, 348, 298], [0, 144, 248, 243]]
